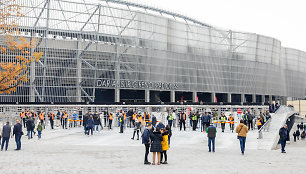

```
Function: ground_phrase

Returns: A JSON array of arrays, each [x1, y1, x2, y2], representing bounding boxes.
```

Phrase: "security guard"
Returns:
[[20, 110, 26, 128], [39, 110, 45, 129], [167, 113, 174, 129], [48, 112, 55, 129], [228, 114, 234, 132], [192, 112, 198, 131], [220, 113, 227, 132], [108, 112, 113, 129], [178, 111, 186, 131], [62, 111, 68, 129], [132, 112, 137, 127], [119, 114, 124, 133]]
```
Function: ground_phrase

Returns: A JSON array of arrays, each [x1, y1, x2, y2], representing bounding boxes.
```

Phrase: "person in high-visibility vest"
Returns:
[[228, 114, 234, 133], [192, 112, 198, 131], [144, 112, 150, 123], [132, 112, 137, 128], [242, 111, 248, 126], [167, 112, 174, 129], [20, 110, 26, 128], [62, 111, 68, 129], [39, 110, 45, 129], [178, 111, 186, 131], [108, 112, 113, 129], [48, 112, 55, 129], [119, 114, 124, 133], [257, 116, 263, 130], [220, 113, 227, 132], [131, 116, 140, 140], [31, 110, 36, 121]]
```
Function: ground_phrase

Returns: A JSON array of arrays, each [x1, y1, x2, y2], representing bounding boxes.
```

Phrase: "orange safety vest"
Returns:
[[63, 113, 68, 119], [257, 119, 262, 126], [20, 112, 26, 118], [179, 113, 186, 120], [123, 113, 126, 120], [109, 113, 113, 120], [32, 112, 36, 118], [137, 115, 143, 123], [49, 113, 54, 120], [39, 113, 44, 120], [132, 114, 137, 120], [229, 116, 234, 124]]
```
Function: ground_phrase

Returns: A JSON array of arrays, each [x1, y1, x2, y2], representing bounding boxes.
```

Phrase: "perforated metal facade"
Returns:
[[1, 0, 305, 103]]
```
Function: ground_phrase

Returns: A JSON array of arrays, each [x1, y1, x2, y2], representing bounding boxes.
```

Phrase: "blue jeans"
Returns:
[[15, 135, 22, 150], [94, 125, 99, 132], [1, 137, 9, 151], [27, 130, 33, 139], [208, 137, 215, 152], [238, 136, 246, 154], [38, 131, 42, 139], [280, 140, 286, 152]]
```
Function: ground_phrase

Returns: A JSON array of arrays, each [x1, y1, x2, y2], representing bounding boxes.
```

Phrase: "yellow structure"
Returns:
[[287, 100, 306, 116]]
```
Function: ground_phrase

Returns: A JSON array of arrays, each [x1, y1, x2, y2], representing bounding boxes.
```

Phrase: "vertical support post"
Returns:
[[269, 95, 273, 104], [30, 33, 35, 102], [261, 95, 265, 105], [115, 89, 120, 103], [145, 90, 150, 103], [192, 91, 197, 103], [170, 91, 175, 103], [227, 93, 231, 103], [252, 94, 256, 103], [211, 92, 216, 103], [241, 94, 245, 105], [76, 35, 82, 102]]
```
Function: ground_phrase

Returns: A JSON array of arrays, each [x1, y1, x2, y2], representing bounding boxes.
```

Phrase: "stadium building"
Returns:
[[1, 0, 306, 104]]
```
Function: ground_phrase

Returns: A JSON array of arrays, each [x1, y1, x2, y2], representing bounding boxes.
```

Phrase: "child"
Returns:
[[160, 128, 169, 164], [37, 122, 43, 140]]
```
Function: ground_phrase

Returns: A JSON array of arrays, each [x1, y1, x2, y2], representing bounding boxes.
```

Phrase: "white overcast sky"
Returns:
[[128, 0, 306, 51]]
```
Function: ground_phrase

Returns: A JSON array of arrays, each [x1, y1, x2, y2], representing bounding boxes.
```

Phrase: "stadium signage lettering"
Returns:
[[96, 79, 178, 90]]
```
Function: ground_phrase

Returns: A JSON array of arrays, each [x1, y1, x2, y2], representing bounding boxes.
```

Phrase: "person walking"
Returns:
[[178, 111, 186, 131], [131, 117, 140, 140], [206, 123, 217, 152], [152, 115, 157, 127], [142, 123, 152, 165], [48, 112, 55, 129], [160, 128, 169, 164], [1, 122, 11, 151], [228, 114, 234, 133], [293, 131, 297, 142], [87, 116, 94, 135], [93, 113, 100, 133], [13, 120, 23, 151], [257, 116, 263, 130], [220, 113, 226, 132], [119, 114, 124, 133], [167, 112, 174, 129], [38, 110, 45, 129], [20, 110, 26, 128], [37, 122, 43, 140], [279, 124, 289, 153], [83, 112, 89, 135], [192, 112, 198, 131], [26, 118, 34, 139], [150, 127, 163, 165], [236, 119, 248, 155], [108, 112, 113, 129], [203, 112, 211, 132]]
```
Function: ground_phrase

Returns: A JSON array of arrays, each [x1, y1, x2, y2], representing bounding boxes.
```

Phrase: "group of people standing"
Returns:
[[0, 120, 24, 151]]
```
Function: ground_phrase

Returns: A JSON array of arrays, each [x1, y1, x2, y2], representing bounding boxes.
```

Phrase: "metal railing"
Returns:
[[258, 117, 272, 139]]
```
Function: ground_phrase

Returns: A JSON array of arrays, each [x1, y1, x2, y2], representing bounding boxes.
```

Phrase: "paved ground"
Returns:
[[0, 124, 305, 174]]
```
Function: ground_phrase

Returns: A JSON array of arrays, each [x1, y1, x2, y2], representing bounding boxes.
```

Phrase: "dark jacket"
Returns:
[[142, 128, 151, 144], [279, 127, 289, 141], [93, 115, 100, 125], [296, 130, 300, 136], [203, 114, 211, 123], [26, 119, 34, 131], [156, 123, 165, 129], [87, 119, 94, 128], [13, 123, 23, 136], [206, 125, 217, 138], [2, 125, 11, 138], [150, 131, 163, 152], [152, 116, 157, 126]]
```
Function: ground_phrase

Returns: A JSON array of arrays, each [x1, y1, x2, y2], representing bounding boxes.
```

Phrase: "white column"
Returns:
[[145, 90, 150, 102], [170, 91, 175, 102], [192, 91, 197, 102], [115, 89, 120, 102], [252, 94, 256, 103], [227, 93, 231, 103], [211, 92, 216, 102], [269, 95, 273, 104], [241, 94, 245, 104]]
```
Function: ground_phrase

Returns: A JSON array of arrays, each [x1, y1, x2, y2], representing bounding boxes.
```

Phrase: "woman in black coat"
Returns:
[[150, 127, 163, 165]]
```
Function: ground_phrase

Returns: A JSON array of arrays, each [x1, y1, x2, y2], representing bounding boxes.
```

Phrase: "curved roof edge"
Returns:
[[101, 0, 212, 28]]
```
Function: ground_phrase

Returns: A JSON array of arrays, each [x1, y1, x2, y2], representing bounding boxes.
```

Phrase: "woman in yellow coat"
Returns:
[[160, 128, 169, 164]]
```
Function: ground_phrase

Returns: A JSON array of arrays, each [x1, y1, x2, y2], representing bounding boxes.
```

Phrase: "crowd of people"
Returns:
[[0, 105, 300, 160]]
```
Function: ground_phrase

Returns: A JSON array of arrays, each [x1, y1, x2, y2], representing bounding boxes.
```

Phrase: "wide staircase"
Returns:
[[257, 106, 296, 150]]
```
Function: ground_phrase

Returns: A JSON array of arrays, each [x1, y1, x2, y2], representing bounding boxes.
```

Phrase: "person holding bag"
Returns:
[[236, 119, 248, 155]]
